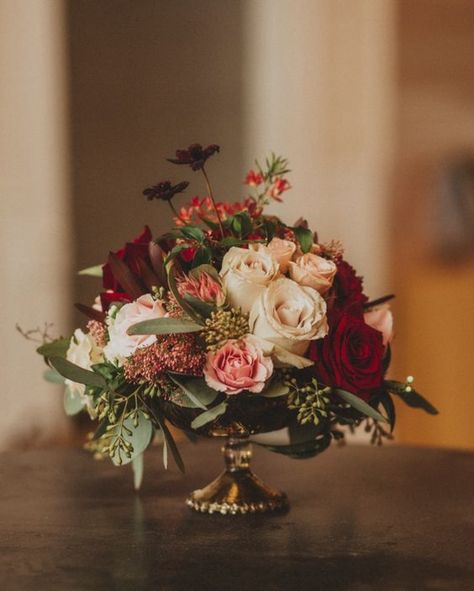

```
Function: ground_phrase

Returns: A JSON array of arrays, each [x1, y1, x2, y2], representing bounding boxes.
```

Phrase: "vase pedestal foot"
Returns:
[[186, 468, 288, 515], [185, 435, 288, 515]]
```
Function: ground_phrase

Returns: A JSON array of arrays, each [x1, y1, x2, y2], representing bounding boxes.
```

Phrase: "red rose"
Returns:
[[333, 259, 368, 312], [102, 226, 152, 293], [309, 310, 384, 400]]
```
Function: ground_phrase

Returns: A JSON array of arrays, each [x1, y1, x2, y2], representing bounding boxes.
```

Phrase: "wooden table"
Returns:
[[1, 441, 473, 590]]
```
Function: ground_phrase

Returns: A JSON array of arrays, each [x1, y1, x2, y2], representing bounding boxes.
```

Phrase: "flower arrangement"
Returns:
[[33, 143, 437, 497]]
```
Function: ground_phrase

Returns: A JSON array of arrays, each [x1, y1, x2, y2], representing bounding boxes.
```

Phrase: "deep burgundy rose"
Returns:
[[102, 226, 152, 293], [333, 259, 368, 311], [309, 310, 384, 400]]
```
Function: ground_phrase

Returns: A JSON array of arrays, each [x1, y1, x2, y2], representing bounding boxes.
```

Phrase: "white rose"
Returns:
[[103, 294, 167, 363], [289, 253, 337, 294], [265, 237, 297, 273], [220, 246, 280, 313], [249, 277, 328, 356], [66, 328, 103, 416]]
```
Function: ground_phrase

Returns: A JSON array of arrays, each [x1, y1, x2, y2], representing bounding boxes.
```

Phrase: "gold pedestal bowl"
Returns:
[[159, 394, 291, 515]]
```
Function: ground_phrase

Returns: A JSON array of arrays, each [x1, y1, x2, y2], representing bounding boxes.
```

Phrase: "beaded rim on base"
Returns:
[[186, 495, 289, 515]]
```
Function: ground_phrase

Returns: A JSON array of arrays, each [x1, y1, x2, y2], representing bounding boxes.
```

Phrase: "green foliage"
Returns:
[[168, 374, 219, 409], [106, 410, 154, 467], [191, 401, 228, 430], [150, 405, 185, 473], [259, 380, 290, 398], [288, 380, 330, 426], [50, 357, 106, 389], [37, 338, 69, 359], [78, 265, 102, 277], [293, 226, 313, 254], [43, 368, 65, 385], [64, 385, 85, 416], [385, 380, 438, 415], [257, 432, 332, 460], [127, 317, 203, 336], [334, 388, 388, 423]]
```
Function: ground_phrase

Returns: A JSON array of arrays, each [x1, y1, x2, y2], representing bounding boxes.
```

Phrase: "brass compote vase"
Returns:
[[161, 394, 291, 515], [186, 432, 288, 515]]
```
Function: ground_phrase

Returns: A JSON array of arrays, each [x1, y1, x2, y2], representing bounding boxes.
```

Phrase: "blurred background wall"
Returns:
[[1, 0, 473, 450]]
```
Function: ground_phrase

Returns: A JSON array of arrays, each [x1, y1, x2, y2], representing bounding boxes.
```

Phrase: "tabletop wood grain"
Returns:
[[1, 441, 473, 590]]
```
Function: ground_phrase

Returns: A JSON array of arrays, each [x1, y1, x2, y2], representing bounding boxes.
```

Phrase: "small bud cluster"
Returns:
[[203, 308, 249, 351], [287, 377, 330, 426]]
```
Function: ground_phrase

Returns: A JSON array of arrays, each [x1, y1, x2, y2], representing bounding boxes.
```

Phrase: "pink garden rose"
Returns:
[[103, 294, 167, 362], [289, 253, 337, 294], [178, 271, 225, 306], [266, 237, 297, 273], [364, 303, 393, 347], [204, 336, 273, 395]]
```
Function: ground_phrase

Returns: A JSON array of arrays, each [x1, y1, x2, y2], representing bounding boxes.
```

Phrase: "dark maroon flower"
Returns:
[[333, 259, 368, 312], [167, 143, 220, 171], [309, 309, 385, 401], [102, 226, 152, 295], [143, 180, 189, 201]]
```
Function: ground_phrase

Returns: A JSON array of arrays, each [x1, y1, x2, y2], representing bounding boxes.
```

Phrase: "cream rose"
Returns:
[[249, 277, 328, 356], [204, 335, 273, 395], [103, 294, 167, 363], [66, 328, 103, 416], [289, 253, 337, 294], [265, 238, 296, 273], [364, 303, 393, 346], [220, 246, 280, 313]]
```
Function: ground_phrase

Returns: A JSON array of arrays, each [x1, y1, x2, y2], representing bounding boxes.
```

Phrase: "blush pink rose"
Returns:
[[204, 336, 273, 395], [103, 294, 168, 362], [266, 237, 297, 273], [364, 303, 394, 347]]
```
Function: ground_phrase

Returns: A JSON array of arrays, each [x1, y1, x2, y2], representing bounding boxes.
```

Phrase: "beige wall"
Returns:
[[0, 0, 71, 449], [67, 0, 245, 319], [243, 0, 396, 299]]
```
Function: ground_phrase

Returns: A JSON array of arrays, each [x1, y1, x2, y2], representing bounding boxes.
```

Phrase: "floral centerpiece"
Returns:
[[32, 143, 437, 515]]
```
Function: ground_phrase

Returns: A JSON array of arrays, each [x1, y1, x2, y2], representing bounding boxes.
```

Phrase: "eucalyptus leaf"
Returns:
[[43, 368, 65, 385], [132, 453, 144, 491], [335, 388, 388, 423], [191, 401, 228, 430], [127, 317, 202, 336], [379, 391, 396, 431], [78, 264, 103, 277], [50, 356, 106, 389], [151, 407, 185, 473], [257, 433, 331, 460], [183, 295, 216, 318], [169, 374, 219, 409], [259, 380, 290, 398], [110, 411, 153, 467], [271, 344, 314, 369], [37, 338, 70, 359], [64, 386, 84, 416]]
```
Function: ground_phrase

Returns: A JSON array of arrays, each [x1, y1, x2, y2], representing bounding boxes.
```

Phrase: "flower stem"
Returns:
[[201, 166, 225, 238]]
